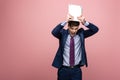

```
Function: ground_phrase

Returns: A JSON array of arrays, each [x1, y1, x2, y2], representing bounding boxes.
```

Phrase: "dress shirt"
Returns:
[[63, 35, 82, 66]]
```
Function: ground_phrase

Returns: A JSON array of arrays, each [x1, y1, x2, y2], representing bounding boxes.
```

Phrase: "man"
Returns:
[[51, 15, 99, 80]]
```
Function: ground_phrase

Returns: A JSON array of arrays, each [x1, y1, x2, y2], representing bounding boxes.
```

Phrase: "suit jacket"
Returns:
[[51, 22, 99, 68]]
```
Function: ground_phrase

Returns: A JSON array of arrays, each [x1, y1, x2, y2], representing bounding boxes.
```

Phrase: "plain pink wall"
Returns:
[[0, 0, 120, 80]]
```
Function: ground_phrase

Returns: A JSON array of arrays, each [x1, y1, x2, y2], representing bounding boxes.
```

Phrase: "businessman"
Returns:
[[51, 15, 99, 80]]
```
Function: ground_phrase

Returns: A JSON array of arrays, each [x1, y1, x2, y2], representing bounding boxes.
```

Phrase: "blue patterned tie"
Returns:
[[70, 37, 75, 66]]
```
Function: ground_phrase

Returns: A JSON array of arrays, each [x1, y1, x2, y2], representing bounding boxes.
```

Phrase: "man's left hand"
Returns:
[[77, 15, 86, 25]]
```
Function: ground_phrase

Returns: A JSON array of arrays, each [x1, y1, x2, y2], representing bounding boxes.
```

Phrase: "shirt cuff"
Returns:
[[84, 21, 89, 26], [60, 21, 67, 26]]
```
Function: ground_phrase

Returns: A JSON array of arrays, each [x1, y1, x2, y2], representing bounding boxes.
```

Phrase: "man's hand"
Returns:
[[67, 14, 74, 22], [77, 15, 86, 25]]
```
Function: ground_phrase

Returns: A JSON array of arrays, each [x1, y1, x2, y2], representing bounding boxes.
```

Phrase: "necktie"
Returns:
[[70, 37, 75, 66]]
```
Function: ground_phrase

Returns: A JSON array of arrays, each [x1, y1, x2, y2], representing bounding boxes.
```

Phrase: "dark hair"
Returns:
[[68, 21, 80, 27]]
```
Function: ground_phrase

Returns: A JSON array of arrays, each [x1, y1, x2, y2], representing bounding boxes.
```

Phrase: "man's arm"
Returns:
[[78, 16, 99, 38], [83, 22, 99, 38], [52, 14, 73, 39], [51, 21, 67, 39]]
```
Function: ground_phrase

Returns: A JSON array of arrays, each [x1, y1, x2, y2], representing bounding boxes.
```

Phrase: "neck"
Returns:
[[70, 33, 76, 37]]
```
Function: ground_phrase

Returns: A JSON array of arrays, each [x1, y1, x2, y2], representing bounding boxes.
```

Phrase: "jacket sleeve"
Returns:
[[84, 22, 99, 38], [51, 23, 64, 39]]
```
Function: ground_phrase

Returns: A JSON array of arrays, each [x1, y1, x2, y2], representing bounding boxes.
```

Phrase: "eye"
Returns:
[[71, 28, 74, 30], [75, 28, 78, 30]]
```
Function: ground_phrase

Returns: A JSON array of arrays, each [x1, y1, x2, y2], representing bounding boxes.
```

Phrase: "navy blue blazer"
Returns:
[[51, 22, 99, 68]]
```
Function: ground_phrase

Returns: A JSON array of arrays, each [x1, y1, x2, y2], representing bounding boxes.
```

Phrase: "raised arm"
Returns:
[[83, 22, 99, 38], [78, 16, 99, 38], [51, 22, 67, 39], [52, 14, 74, 39]]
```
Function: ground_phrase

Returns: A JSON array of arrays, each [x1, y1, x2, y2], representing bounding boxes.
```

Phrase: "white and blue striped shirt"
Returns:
[[63, 35, 82, 66]]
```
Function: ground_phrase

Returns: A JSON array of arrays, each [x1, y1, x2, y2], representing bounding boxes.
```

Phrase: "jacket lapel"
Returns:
[[61, 30, 69, 52]]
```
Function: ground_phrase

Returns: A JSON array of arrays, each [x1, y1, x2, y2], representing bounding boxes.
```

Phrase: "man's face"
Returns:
[[68, 26, 79, 36]]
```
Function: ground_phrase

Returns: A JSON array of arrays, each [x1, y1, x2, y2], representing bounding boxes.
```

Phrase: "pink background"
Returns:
[[0, 0, 120, 80]]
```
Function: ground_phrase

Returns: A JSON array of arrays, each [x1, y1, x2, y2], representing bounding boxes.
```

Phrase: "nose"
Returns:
[[73, 30, 76, 33], [72, 31, 76, 34]]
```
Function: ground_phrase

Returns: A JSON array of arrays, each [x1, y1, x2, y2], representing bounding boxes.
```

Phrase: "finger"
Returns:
[[79, 14, 84, 17]]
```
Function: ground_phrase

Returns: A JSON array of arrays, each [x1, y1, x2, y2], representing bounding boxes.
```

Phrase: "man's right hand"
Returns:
[[67, 14, 74, 22]]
